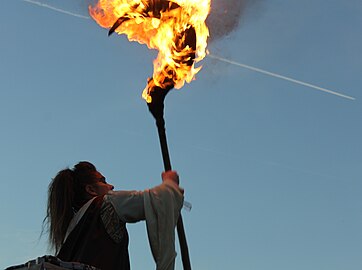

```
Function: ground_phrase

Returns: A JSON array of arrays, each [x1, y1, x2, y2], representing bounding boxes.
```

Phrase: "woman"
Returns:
[[45, 161, 184, 270]]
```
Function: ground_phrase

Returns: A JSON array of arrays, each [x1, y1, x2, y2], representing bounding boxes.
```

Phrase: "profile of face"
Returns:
[[85, 171, 114, 197]]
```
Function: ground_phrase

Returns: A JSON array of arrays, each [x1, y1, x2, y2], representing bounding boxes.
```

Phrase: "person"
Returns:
[[44, 161, 184, 270]]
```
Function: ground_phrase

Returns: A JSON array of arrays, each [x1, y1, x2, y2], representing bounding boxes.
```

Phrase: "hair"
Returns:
[[44, 161, 99, 253]]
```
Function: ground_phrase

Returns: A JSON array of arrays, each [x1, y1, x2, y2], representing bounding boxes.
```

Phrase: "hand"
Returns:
[[161, 170, 179, 185]]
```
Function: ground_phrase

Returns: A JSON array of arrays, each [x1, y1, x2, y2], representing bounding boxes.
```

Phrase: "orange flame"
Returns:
[[89, 0, 210, 102]]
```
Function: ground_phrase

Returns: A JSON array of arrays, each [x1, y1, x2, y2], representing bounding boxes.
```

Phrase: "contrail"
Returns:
[[208, 54, 355, 101], [21, 0, 355, 101], [22, 0, 90, 20]]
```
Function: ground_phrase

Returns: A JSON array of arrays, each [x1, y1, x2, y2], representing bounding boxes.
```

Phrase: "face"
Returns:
[[87, 171, 114, 196]]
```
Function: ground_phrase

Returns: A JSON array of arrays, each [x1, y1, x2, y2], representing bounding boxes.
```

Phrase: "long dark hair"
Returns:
[[44, 161, 99, 253]]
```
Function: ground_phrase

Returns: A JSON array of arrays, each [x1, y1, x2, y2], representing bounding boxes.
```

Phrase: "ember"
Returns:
[[89, 0, 210, 102]]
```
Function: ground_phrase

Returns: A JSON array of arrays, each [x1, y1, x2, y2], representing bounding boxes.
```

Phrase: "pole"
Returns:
[[147, 86, 192, 270]]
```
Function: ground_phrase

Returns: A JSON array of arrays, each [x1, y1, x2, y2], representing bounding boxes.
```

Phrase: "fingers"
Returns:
[[161, 170, 179, 185]]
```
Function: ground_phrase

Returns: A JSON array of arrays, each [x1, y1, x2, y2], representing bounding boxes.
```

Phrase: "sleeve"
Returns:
[[144, 181, 184, 270], [106, 181, 184, 270], [105, 190, 146, 223]]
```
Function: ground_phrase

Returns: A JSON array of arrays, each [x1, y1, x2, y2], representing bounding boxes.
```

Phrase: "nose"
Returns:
[[109, 184, 114, 190]]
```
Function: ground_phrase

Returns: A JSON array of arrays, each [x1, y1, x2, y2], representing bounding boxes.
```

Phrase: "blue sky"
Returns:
[[1, 0, 361, 269]]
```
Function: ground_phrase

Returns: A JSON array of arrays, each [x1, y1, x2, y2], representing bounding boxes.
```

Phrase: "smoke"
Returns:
[[206, 0, 248, 41]]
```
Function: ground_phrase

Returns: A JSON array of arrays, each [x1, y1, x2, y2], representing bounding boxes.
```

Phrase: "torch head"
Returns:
[[146, 78, 174, 123]]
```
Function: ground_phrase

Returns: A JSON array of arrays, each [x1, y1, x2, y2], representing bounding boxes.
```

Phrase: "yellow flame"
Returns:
[[89, 0, 210, 102]]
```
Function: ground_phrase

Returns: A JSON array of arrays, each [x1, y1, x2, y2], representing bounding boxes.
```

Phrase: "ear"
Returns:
[[85, 184, 98, 197]]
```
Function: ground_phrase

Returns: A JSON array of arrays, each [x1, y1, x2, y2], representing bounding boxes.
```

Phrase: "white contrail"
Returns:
[[21, 0, 355, 101], [208, 54, 355, 101], [22, 0, 90, 20]]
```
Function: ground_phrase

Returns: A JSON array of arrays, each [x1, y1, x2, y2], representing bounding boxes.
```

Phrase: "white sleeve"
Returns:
[[144, 181, 184, 270], [106, 181, 184, 270], [105, 190, 145, 223]]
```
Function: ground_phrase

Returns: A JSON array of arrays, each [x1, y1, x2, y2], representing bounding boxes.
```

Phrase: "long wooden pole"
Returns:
[[155, 117, 191, 270], [147, 87, 192, 270]]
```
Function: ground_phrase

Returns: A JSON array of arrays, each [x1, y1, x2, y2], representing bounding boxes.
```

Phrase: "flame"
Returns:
[[89, 0, 210, 102]]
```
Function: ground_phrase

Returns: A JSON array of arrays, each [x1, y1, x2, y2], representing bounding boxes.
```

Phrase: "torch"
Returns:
[[89, 1, 210, 269], [141, 24, 198, 270], [146, 81, 192, 270]]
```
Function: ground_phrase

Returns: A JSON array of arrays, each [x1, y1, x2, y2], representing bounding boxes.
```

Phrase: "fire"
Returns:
[[89, 0, 210, 102]]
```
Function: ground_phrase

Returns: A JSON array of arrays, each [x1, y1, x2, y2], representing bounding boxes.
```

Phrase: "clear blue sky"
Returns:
[[1, 0, 361, 269]]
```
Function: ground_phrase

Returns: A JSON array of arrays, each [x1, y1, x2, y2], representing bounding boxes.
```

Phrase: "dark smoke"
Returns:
[[206, 0, 254, 41]]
